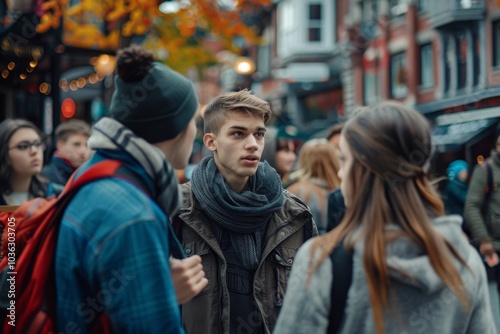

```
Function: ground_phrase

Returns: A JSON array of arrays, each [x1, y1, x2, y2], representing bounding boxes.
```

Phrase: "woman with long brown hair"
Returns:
[[274, 102, 495, 333]]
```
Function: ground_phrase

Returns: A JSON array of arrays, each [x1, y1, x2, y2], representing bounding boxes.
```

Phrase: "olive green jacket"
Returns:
[[464, 150, 500, 250], [172, 182, 317, 334]]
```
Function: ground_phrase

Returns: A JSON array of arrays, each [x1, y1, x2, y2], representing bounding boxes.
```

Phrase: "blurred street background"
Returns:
[[1, 0, 500, 177]]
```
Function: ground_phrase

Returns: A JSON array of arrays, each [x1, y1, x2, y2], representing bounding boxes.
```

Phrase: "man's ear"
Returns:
[[203, 133, 217, 152], [56, 139, 64, 151]]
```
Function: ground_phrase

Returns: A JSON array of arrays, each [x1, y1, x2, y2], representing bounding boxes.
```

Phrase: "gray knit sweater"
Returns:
[[274, 215, 497, 334]]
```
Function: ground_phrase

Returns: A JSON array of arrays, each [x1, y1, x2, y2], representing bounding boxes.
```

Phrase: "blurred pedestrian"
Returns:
[[287, 138, 341, 234], [0, 119, 60, 206], [326, 123, 343, 157], [41, 119, 91, 187], [324, 123, 346, 233], [261, 127, 297, 184], [444, 159, 469, 217], [275, 102, 495, 334], [173, 89, 317, 334], [465, 131, 500, 331], [55, 45, 207, 333]]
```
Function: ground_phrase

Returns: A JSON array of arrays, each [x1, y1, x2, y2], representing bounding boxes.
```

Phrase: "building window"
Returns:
[[473, 29, 480, 86], [278, 0, 335, 58], [360, 0, 379, 40], [494, 20, 500, 68], [390, 52, 408, 98], [456, 30, 468, 90], [442, 27, 480, 94], [420, 44, 433, 88], [308, 4, 322, 42], [444, 36, 453, 93], [364, 72, 379, 105]]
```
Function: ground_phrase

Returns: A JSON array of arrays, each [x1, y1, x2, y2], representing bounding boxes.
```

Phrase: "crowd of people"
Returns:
[[0, 44, 499, 333]]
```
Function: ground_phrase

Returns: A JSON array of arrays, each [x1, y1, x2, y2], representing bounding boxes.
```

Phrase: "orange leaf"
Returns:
[[135, 24, 148, 35], [36, 22, 52, 33]]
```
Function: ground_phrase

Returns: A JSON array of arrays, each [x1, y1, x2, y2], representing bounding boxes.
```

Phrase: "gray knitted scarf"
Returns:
[[191, 156, 284, 269], [88, 118, 181, 217]]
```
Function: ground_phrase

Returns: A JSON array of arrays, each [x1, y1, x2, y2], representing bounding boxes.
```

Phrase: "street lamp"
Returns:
[[233, 57, 256, 75], [216, 51, 256, 91], [93, 54, 116, 77]]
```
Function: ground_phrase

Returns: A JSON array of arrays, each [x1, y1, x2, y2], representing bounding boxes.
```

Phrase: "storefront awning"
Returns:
[[432, 118, 498, 152]]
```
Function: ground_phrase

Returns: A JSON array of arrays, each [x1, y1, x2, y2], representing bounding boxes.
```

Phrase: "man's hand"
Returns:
[[170, 255, 208, 305], [479, 240, 495, 257]]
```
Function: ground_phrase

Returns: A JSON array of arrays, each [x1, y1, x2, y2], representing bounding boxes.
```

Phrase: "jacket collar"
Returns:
[[179, 183, 312, 258], [53, 151, 77, 170]]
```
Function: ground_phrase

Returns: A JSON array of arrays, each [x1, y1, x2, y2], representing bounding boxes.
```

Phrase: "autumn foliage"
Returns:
[[35, 0, 271, 73]]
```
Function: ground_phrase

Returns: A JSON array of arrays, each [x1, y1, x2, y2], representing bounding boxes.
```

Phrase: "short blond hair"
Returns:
[[55, 120, 91, 142], [203, 89, 272, 134]]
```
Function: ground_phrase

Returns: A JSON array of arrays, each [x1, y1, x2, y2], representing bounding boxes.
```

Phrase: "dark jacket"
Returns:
[[41, 155, 75, 187], [173, 182, 317, 334], [465, 151, 500, 251], [327, 188, 346, 232]]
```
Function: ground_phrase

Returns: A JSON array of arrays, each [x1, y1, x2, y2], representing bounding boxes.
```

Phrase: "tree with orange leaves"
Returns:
[[36, 0, 271, 73]]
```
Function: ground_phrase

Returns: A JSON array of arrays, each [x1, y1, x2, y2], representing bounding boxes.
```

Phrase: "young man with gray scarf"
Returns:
[[173, 89, 317, 334]]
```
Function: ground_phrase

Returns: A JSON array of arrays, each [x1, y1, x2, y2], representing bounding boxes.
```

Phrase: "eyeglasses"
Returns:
[[9, 140, 45, 151]]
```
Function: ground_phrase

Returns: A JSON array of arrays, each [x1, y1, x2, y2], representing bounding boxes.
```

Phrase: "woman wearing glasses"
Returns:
[[0, 119, 59, 205]]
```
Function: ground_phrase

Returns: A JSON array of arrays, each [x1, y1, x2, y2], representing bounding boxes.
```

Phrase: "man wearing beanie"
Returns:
[[172, 89, 317, 334], [54, 45, 207, 333]]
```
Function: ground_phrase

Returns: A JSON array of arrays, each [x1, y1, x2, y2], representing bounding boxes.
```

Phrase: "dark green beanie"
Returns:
[[110, 62, 198, 143]]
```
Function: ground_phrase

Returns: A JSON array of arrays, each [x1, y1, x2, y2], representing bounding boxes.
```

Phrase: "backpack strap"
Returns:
[[63, 160, 123, 196], [327, 239, 353, 334], [63, 161, 151, 199], [34, 160, 127, 230], [31, 161, 126, 232]]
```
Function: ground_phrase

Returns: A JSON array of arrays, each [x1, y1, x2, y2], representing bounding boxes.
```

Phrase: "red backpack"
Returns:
[[0, 159, 140, 334]]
